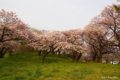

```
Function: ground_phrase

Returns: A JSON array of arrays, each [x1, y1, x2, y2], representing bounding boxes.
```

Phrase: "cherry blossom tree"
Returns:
[[86, 44, 98, 61], [82, 4, 120, 63], [83, 25, 114, 63], [0, 41, 19, 57], [27, 31, 63, 62], [0, 9, 29, 42], [53, 29, 87, 62], [55, 41, 86, 62], [0, 9, 38, 58], [90, 5, 120, 51]]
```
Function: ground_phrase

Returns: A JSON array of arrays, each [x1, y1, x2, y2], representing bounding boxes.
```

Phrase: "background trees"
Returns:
[[1, 4, 120, 63]]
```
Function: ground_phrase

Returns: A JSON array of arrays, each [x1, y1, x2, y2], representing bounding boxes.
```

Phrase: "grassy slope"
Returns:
[[0, 52, 120, 80]]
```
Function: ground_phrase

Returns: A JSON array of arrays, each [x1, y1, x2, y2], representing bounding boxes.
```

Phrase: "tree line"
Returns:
[[0, 4, 120, 63]]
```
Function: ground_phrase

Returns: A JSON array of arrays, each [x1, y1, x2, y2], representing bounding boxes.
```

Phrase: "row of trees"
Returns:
[[28, 29, 87, 62], [0, 4, 120, 63]]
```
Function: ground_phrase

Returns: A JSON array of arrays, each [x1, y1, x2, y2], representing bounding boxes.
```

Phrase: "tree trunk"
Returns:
[[52, 50, 55, 54], [32, 48, 34, 52], [40, 51, 49, 63], [0, 47, 5, 59], [93, 55, 96, 61], [97, 57, 99, 62], [97, 49, 103, 63], [55, 52, 57, 54], [106, 59, 109, 64], [93, 51, 98, 61], [8, 50, 12, 56], [72, 53, 76, 61], [2, 48, 9, 57], [93, 54, 97, 61], [38, 50, 41, 56], [50, 48, 55, 54], [106, 53, 109, 64], [0, 51, 6, 58], [9, 52, 12, 56], [58, 51, 60, 58], [98, 54, 102, 63], [95, 53, 98, 62], [76, 53, 82, 62], [0, 53, 4, 58], [86, 57, 88, 62]]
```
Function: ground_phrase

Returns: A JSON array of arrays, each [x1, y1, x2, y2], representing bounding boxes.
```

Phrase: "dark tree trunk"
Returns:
[[38, 50, 41, 56], [42, 50, 47, 54], [58, 51, 60, 58], [50, 48, 55, 54], [0, 50, 7, 58], [76, 53, 82, 62], [93, 55, 96, 61], [0, 47, 5, 59], [95, 53, 98, 62], [106, 59, 109, 64], [0, 53, 4, 58], [93, 52, 98, 61], [2, 48, 9, 57], [32, 48, 34, 52], [41, 50, 44, 54], [97, 49, 103, 63], [97, 57, 99, 62], [98, 53, 102, 63], [86, 57, 88, 62], [40, 51, 49, 63], [51, 50, 55, 54], [106, 53, 109, 64], [9, 50, 13, 56], [9, 52, 12, 56], [72, 53, 76, 61]]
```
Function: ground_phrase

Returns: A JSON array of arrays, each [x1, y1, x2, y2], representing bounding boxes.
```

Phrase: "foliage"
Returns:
[[0, 9, 39, 58]]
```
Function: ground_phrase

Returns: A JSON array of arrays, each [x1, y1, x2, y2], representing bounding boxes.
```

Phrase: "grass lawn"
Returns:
[[0, 52, 120, 80]]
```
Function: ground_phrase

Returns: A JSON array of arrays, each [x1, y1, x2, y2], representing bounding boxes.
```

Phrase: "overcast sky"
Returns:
[[0, 0, 119, 31]]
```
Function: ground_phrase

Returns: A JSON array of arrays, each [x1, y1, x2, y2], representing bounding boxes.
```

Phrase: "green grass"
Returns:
[[0, 52, 120, 80]]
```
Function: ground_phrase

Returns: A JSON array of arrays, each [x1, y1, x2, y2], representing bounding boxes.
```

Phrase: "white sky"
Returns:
[[0, 0, 119, 31]]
